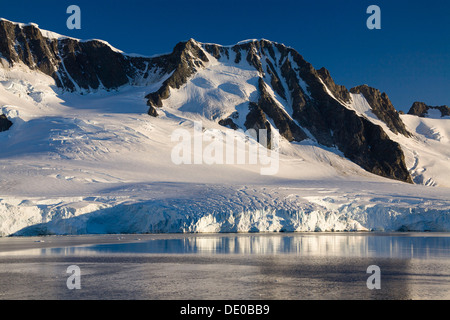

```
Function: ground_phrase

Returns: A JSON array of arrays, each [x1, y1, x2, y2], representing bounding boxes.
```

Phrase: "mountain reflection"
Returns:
[[41, 233, 450, 259]]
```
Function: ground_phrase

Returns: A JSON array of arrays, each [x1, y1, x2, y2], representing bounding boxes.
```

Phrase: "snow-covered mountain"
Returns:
[[0, 18, 449, 236]]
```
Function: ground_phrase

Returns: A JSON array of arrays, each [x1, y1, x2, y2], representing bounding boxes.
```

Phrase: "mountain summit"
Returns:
[[150, 38, 413, 183], [0, 21, 415, 182]]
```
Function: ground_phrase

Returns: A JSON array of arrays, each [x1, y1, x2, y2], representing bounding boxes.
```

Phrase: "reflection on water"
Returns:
[[0, 233, 449, 300], [35, 233, 450, 259]]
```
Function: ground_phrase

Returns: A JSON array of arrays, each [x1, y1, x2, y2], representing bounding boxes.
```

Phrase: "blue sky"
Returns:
[[1, 0, 449, 111]]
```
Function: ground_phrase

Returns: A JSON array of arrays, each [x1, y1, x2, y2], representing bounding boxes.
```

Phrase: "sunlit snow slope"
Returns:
[[0, 34, 449, 235]]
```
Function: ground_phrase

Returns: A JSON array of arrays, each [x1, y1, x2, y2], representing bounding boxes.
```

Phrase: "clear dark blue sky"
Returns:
[[1, 0, 449, 111]]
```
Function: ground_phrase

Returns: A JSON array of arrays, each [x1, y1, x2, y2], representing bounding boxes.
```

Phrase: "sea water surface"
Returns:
[[0, 232, 449, 300]]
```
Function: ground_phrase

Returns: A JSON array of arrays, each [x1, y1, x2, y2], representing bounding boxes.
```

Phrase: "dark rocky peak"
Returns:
[[200, 40, 412, 183], [278, 65, 412, 183], [202, 42, 230, 60], [350, 85, 411, 137], [202, 39, 288, 75], [201, 39, 352, 106], [145, 39, 209, 115], [408, 102, 429, 117], [231, 40, 269, 74], [57, 38, 136, 91], [162, 39, 209, 87], [408, 101, 450, 118], [0, 19, 149, 92], [317, 67, 351, 104], [0, 19, 60, 76], [277, 48, 353, 106], [292, 79, 412, 183], [0, 21, 211, 99], [229, 39, 272, 55]]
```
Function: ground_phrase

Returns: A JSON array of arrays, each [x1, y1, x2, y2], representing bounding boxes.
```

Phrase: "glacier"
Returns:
[[4, 181, 450, 237]]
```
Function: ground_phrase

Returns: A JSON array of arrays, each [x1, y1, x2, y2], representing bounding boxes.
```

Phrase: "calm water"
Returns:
[[0, 233, 449, 300]]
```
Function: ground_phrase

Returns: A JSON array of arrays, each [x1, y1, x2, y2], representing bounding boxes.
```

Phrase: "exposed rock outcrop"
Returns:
[[218, 118, 238, 130], [178, 39, 413, 183], [317, 67, 351, 104], [350, 85, 411, 136], [145, 39, 209, 112], [0, 19, 155, 92], [244, 102, 273, 149], [0, 20, 415, 183], [252, 78, 308, 142], [0, 20, 60, 79], [408, 101, 450, 118]]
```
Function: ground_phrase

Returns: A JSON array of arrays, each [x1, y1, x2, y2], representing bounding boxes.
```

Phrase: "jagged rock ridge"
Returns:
[[0, 20, 415, 183], [0, 19, 169, 92], [408, 101, 450, 118], [198, 40, 413, 183], [350, 85, 411, 137]]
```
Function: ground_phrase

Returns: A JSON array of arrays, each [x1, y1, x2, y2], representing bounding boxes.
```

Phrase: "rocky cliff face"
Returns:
[[0, 19, 158, 92], [145, 39, 413, 182], [247, 77, 308, 144], [350, 85, 411, 137], [408, 101, 450, 118], [145, 39, 209, 116], [0, 20, 415, 183], [0, 20, 56, 73]]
